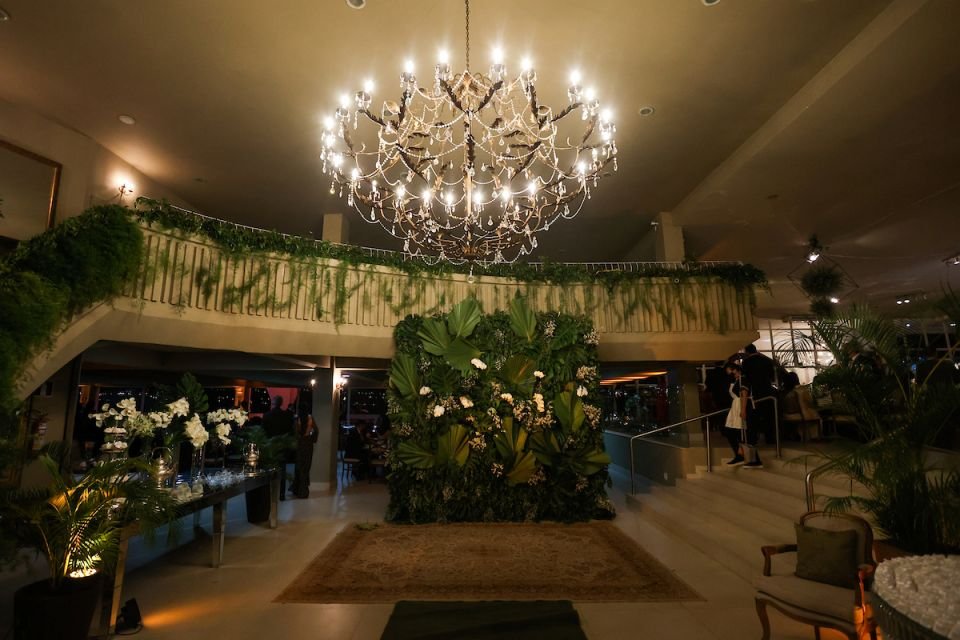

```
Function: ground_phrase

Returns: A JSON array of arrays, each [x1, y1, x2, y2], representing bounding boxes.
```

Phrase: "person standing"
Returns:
[[723, 363, 746, 465], [262, 395, 295, 499], [293, 413, 319, 498], [741, 344, 775, 468]]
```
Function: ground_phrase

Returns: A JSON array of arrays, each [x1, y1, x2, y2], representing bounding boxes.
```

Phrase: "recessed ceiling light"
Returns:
[[345, 0, 366, 8], [702, 0, 721, 5], [638, 105, 656, 117], [0, 7, 10, 22], [118, 114, 136, 125]]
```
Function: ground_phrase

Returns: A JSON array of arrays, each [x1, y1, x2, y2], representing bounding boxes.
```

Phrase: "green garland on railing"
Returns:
[[133, 197, 768, 292]]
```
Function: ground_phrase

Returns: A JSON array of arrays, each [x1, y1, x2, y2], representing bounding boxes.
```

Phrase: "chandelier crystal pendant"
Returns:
[[320, 0, 618, 264]]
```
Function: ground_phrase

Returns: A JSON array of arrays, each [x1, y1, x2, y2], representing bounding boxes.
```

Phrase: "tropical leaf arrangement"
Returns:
[[386, 296, 613, 523], [791, 300, 960, 553]]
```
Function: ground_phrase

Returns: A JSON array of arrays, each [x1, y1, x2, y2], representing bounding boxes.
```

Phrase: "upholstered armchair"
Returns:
[[782, 386, 824, 441], [755, 511, 878, 640]]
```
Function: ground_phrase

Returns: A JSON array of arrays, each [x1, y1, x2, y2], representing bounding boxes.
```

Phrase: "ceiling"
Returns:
[[0, 0, 957, 316]]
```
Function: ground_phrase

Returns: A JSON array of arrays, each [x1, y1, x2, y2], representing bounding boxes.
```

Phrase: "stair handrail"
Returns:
[[803, 460, 834, 511], [753, 395, 782, 460], [615, 408, 730, 495]]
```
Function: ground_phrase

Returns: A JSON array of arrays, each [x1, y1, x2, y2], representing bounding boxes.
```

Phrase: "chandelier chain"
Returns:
[[464, 0, 470, 70]]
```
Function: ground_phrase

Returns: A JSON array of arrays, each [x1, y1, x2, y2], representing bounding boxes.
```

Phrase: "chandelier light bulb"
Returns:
[[421, 188, 432, 201], [521, 56, 532, 71], [322, 115, 335, 130], [492, 46, 504, 64], [351, 167, 360, 181], [600, 108, 613, 122], [404, 59, 415, 73], [438, 49, 449, 64], [396, 184, 406, 199], [473, 189, 483, 204], [444, 191, 455, 205], [363, 78, 375, 93], [577, 162, 586, 175], [569, 69, 582, 85], [500, 187, 511, 202], [584, 87, 596, 101], [830, 297, 840, 304], [339, 93, 351, 109], [528, 180, 538, 194], [807, 251, 820, 263]]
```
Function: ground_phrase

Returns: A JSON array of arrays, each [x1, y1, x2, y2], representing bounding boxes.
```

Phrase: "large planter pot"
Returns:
[[13, 573, 103, 640]]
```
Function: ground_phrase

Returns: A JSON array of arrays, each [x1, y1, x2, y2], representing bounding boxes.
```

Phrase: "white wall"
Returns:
[[0, 97, 195, 221]]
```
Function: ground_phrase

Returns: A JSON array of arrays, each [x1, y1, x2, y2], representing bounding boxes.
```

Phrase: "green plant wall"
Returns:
[[385, 297, 614, 523]]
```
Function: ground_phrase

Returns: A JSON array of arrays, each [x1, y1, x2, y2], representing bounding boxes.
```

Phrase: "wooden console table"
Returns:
[[99, 469, 279, 636]]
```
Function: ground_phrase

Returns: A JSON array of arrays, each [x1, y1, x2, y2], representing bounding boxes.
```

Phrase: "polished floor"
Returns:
[[95, 469, 841, 640]]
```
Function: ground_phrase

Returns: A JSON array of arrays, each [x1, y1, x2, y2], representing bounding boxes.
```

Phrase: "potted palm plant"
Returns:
[[234, 425, 291, 523], [793, 298, 960, 556], [1, 453, 179, 640]]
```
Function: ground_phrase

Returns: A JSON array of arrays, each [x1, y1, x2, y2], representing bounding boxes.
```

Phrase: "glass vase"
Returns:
[[190, 445, 206, 482]]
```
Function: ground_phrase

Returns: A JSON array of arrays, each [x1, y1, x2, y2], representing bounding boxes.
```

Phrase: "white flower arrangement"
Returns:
[[468, 435, 487, 451], [533, 393, 546, 413], [576, 385, 588, 397], [433, 405, 445, 418], [534, 370, 545, 379], [184, 414, 209, 448], [214, 423, 232, 445], [471, 358, 487, 370], [91, 396, 169, 453], [147, 411, 173, 430], [576, 365, 598, 382], [583, 329, 600, 345], [500, 393, 514, 404], [167, 397, 190, 418], [459, 396, 474, 408], [582, 404, 602, 428], [490, 463, 504, 478], [419, 386, 433, 396], [874, 555, 960, 639], [206, 408, 248, 427]]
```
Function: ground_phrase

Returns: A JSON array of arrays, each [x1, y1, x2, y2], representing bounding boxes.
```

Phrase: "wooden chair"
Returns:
[[782, 386, 823, 442], [755, 511, 878, 640]]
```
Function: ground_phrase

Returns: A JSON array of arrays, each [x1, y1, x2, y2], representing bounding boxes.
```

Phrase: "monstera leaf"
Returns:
[[395, 425, 471, 470], [447, 297, 482, 339], [445, 338, 482, 374], [493, 417, 537, 486], [529, 431, 561, 466], [499, 355, 537, 393], [417, 315, 480, 374], [508, 296, 537, 343], [389, 353, 420, 398], [554, 384, 585, 434], [568, 447, 611, 476], [436, 424, 471, 467], [395, 440, 435, 469], [417, 317, 451, 356]]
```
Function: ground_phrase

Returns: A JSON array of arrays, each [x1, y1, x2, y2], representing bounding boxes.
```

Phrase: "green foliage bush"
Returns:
[[800, 264, 844, 298], [386, 297, 614, 523], [0, 206, 144, 467]]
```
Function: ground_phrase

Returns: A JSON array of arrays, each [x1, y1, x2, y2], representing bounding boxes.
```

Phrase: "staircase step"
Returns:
[[628, 477, 794, 582]]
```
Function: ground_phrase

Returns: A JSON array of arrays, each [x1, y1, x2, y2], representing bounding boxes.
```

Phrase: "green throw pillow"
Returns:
[[794, 523, 859, 589]]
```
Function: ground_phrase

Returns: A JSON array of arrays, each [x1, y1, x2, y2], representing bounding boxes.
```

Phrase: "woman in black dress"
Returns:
[[293, 413, 319, 498]]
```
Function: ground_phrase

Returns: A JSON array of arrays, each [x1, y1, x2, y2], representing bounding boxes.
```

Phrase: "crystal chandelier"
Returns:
[[320, 0, 618, 264]]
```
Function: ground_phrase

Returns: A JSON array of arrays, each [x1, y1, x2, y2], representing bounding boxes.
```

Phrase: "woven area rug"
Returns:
[[380, 601, 587, 639], [276, 521, 702, 603]]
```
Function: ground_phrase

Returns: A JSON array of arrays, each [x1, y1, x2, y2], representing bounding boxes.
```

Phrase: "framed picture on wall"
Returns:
[[0, 139, 61, 252]]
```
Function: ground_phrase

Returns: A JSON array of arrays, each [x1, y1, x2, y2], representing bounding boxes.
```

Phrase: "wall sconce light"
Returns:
[[113, 175, 135, 202], [335, 374, 349, 388], [310, 378, 317, 387]]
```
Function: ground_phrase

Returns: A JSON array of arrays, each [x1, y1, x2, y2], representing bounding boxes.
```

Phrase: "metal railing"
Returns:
[[608, 394, 782, 495], [804, 461, 833, 511], [755, 395, 781, 460]]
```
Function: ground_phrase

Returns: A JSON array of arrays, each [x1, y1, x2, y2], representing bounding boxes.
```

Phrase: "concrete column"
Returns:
[[654, 212, 685, 262], [669, 364, 704, 444], [310, 367, 338, 491], [322, 213, 350, 244]]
